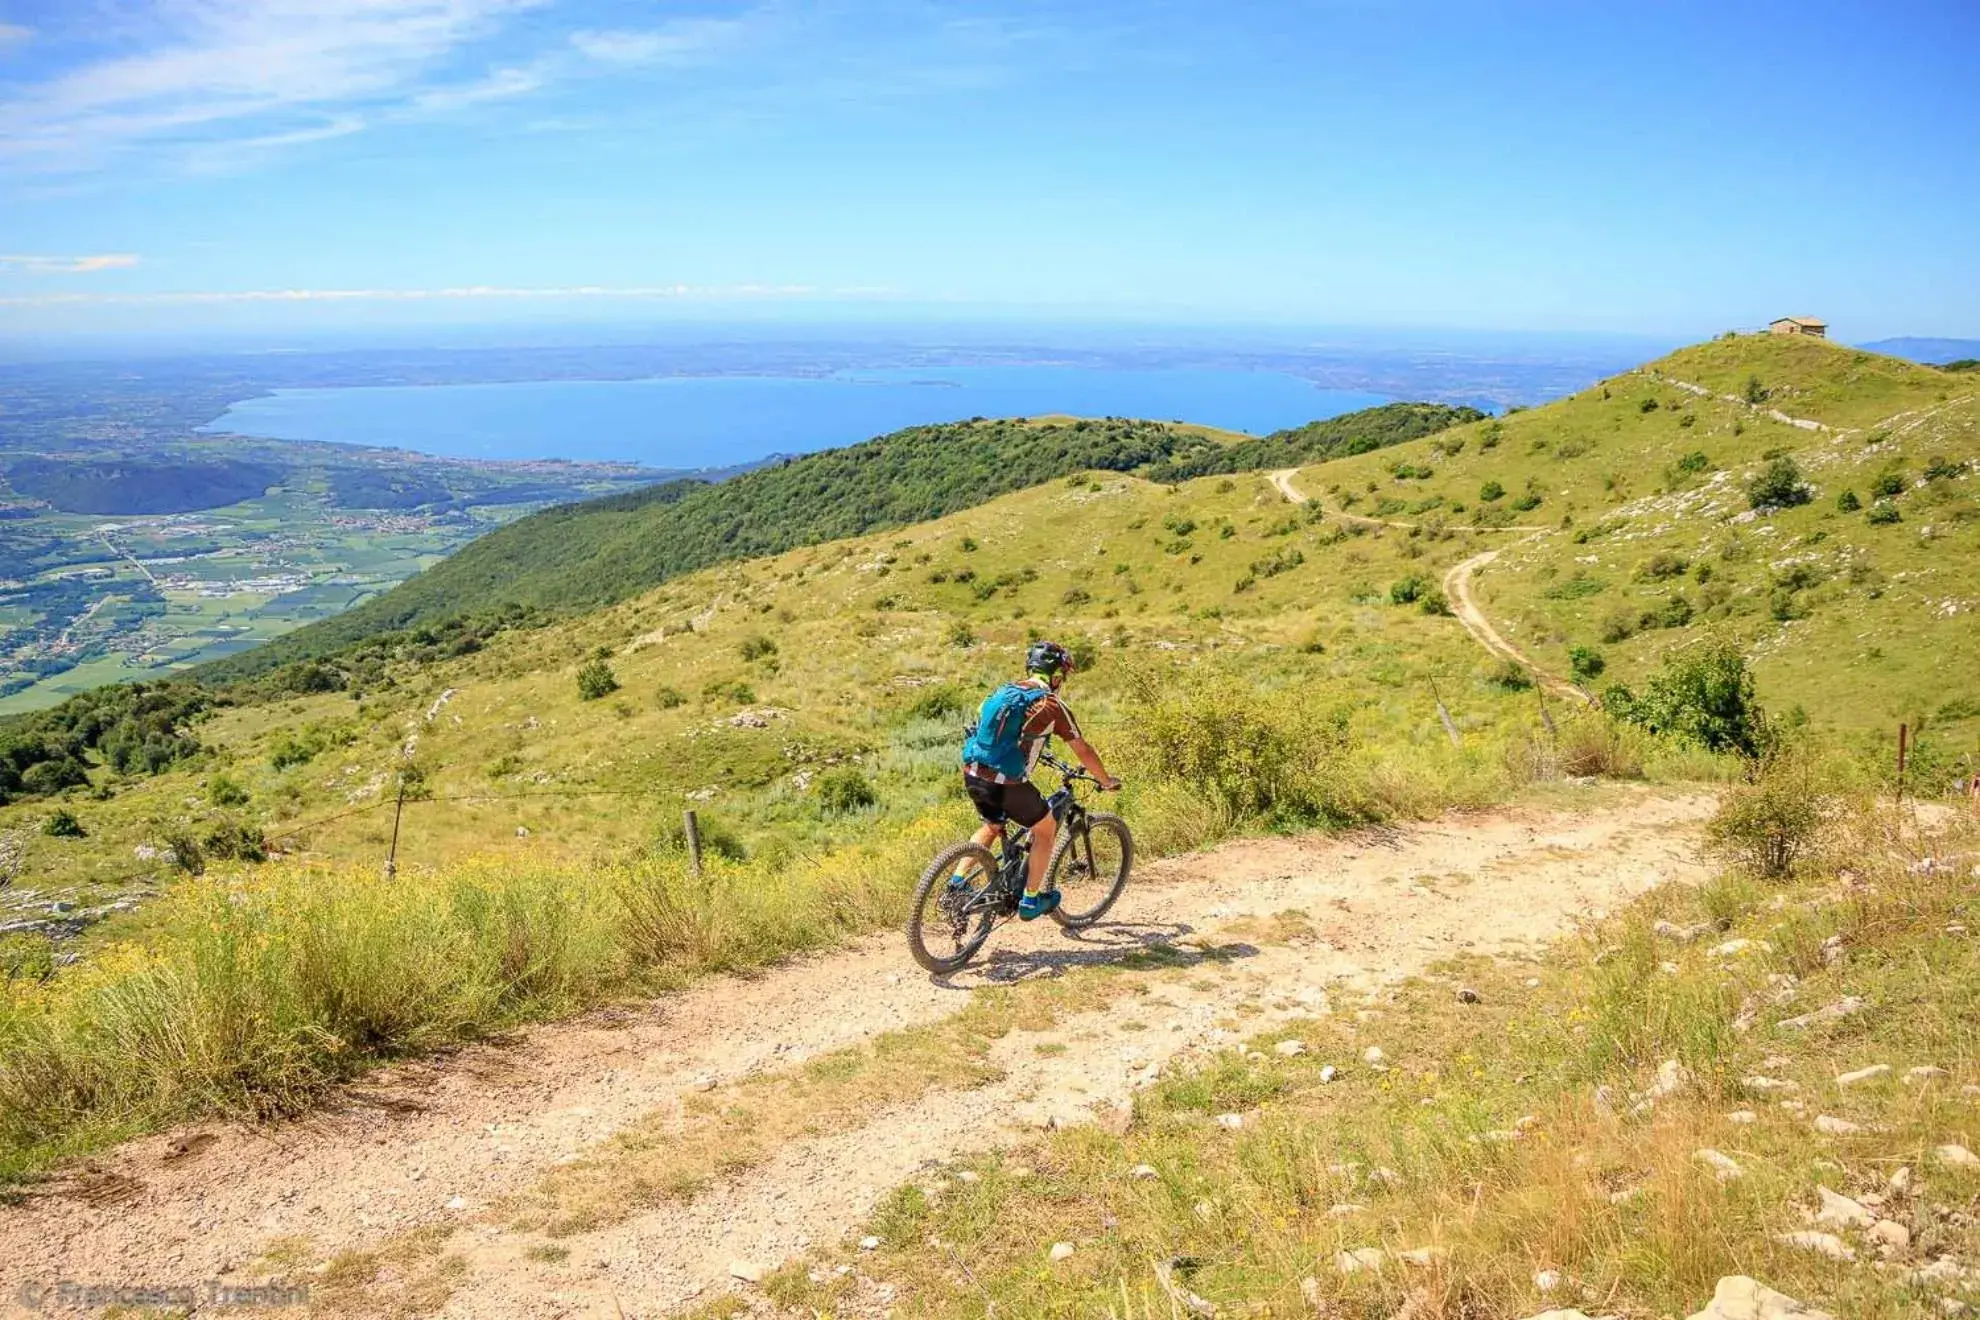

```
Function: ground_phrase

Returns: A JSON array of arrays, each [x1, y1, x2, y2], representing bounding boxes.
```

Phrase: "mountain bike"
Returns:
[[904, 753, 1135, 975]]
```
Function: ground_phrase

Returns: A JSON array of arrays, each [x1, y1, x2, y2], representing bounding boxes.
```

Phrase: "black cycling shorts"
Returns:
[[963, 773, 1049, 828]]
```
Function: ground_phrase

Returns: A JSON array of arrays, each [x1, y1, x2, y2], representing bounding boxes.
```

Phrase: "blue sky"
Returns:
[[0, 1, 1975, 342]]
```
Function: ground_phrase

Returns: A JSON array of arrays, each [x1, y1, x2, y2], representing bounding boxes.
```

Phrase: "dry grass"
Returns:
[[778, 805, 1980, 1318]]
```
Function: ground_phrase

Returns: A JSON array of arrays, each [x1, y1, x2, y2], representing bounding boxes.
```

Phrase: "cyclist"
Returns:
[[958, 640, 1121, 920]]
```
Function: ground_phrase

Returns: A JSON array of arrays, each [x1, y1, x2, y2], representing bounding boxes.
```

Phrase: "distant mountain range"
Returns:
[[1857, 337, 1980, 365]]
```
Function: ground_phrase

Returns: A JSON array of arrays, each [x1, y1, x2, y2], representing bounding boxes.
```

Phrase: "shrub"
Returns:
[[202, 817, 268, 864], [815, 767, 878, 814], [1487, 660, 1533, 691], [1121, 668, 1365, 826], [1638, 397, 1660, 413], [1636, 552, 1689, 581], [1602, 638, 1770, 758], [945, 620, 975, 649], [208, 774, 250, 807], [1568, 645, 1606, 681], [1542, 573, 1606, 600], [1599, 611, 1638, 644], [1556, 714, 1644, 779], [1510, 492, 1542, 512], [958, 536, 978, 553], [1746, 456, 1811, 510], [41, 809, 84, 838], [1640, 594, 1694, 630], [1870, 469, 1906, 498], [1061, 586, 1092, 606], [20, 759, 87, 796], [1674, 450, 1711, 475], [1479, 480, 1505, 502], [655, 685, 687, 709], [1742, 374, 1767, 404], [576, 659, 620, 701], [1866, 501, 1902, 525], [1924, 454, 1968, 481], [701, 679, 756, 705], [652, 813, 749, 862], [1835, 489, 1862, 513], [905, 685, 967, 722], [738, 635, 778, 662], [1388, 575, 1428, 605], [1703, 747, 1829, 878], [1249, 547, 1304, 580], [1418, 589, 1451, 617], [159, 828, 206, 876]]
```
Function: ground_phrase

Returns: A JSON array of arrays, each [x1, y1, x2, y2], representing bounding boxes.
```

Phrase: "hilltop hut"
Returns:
[[1769, 316, 1828, 338]]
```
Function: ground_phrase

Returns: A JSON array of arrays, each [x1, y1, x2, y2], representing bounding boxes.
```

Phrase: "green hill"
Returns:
[[1147, 401, 1485, 480], [195, 407, 1469, 683]]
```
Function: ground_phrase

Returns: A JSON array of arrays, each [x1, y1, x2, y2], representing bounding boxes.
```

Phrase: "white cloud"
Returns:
[[0, 22, 33, 51], [412, 64, 547, 112], [569, 20, 748, 67], [0, 282, 898, 307], [0, 253, 141, 274], [0, 0, 544, 169]]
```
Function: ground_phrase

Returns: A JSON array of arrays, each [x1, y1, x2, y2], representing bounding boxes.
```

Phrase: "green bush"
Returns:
[[1636, 552, 1689, 581], [1866, 500, 1901, 525], [207, 774, 250, 807], [1602, 638, 1770, 758], [1479, 480, 1505, 502], [1742, 374, 1767, 404], [41, 809, 84, 838], [1510, 492, 1542, 512], [738, 635, 778, 662], [1388, 574, 1428, 605], [1703, 746, 1830, 878], [576, 659, 620, 701], [1869, 469, 1906, 498], [1419, 589, 1451, 617], [1835, 489, 1861, 513], [655, 685, 687, 709], [1924, 454, 1968, 481], [1120, 668, 1365, 827], [1675, 450, 1711, 474], [1568, 645, 1606, 681], [1488, 660, 1533, 691], [202, 817, 268, 864], [653, 813, 749, 862], [701, 679, 756, 705], [816, 767, 878, 814], [1747, 457, 1811, 510], [905, 685, 967, 721]]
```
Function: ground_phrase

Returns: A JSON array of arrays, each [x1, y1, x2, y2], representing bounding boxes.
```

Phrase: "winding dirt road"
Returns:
[[0, 793, 1709, 1318], [1268, 468, 1586, 700]]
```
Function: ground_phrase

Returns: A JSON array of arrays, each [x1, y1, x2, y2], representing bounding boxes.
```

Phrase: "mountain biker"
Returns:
[[958, 639, 1121, 920]]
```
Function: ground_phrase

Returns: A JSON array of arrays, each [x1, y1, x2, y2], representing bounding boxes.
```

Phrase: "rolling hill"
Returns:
[[194, 404, 1479, 684]]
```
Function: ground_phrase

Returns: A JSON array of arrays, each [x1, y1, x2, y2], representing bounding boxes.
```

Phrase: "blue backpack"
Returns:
[[961, 682, 1051, 780]]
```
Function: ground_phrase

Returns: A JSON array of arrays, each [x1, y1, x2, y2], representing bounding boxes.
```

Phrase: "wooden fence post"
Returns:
[[1429, 678, 1462, 750], [1895, 723, 1908, 808], [384, 778, 406, 878], [683, 809, 703, 877]]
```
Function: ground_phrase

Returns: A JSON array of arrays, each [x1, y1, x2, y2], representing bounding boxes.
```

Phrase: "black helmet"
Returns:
[[1026, 640, 1074, 678]]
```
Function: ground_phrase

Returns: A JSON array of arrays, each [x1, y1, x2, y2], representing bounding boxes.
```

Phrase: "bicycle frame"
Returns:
[[958, 756, 1091, 919]]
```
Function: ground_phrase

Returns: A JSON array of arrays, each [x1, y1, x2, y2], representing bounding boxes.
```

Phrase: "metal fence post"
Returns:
[[683, 809, 703, 877], [385, 778, 406, 878]]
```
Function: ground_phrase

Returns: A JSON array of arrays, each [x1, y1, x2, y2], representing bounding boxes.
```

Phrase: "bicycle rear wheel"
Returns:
[[1047, 812, 1134, 929], [905, 841, 998, 974]]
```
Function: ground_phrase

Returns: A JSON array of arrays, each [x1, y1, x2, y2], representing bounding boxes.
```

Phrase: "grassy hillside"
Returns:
[[1278, 334, 1980, 756], [1, 331, 1975, 1189], [194, 407, 1473, 684]]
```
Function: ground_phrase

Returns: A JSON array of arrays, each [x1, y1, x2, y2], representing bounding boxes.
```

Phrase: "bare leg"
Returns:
[[1025, 813, 1057, 894]]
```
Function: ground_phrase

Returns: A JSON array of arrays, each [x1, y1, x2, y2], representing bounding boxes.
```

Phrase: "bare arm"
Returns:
[[1065, 736, 1120, 791]]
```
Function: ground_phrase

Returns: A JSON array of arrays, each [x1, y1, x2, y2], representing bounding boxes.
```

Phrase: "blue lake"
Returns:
[[200, 366, 1389, 468]]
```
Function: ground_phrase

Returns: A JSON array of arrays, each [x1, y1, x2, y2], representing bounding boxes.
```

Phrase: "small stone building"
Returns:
[[1769, 316, 1828, 338]]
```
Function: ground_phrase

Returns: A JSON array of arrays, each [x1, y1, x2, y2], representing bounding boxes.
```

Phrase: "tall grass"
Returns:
[[0, 812, 960, 1182]]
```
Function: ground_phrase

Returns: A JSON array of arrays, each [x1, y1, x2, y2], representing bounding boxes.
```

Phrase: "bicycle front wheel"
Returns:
[[1047, 812, 1134, 929], [905, 841, 997, 974]]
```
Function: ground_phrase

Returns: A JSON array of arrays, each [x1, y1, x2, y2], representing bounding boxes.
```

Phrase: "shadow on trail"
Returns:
[[933, 919, 1260, 990]]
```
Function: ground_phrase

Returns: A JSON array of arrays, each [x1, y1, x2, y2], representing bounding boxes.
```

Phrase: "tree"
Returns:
[[576, 658, 619, 701], [1746, 457, 1811, 511]]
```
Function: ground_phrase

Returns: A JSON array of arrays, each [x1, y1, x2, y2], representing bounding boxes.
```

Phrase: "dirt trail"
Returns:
[[1269, 468, 1582, 699], [1442, 546, 1592, 705], [0, 792, 1711, 1318]]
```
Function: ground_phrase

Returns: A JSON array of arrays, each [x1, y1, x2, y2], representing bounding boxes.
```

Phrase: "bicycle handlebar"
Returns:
[[1040, 752, 1120, 791]]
